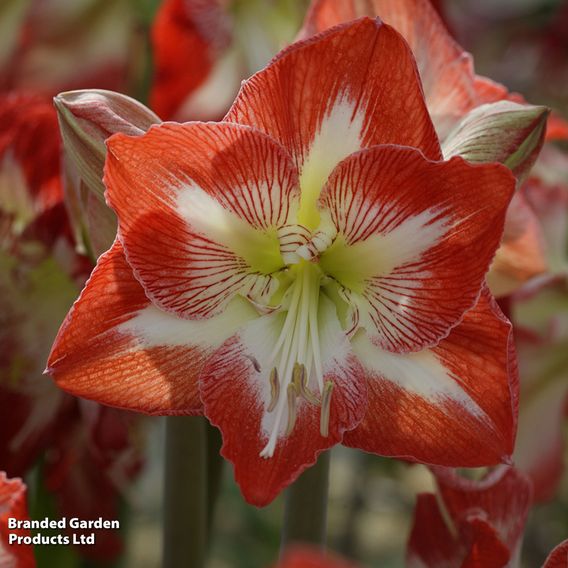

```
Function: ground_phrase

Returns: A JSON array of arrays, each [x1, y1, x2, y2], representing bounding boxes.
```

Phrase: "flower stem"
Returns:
[[281, 450, 330, 552], [163, 416, 207, 568], [205, 421, 224, 540]]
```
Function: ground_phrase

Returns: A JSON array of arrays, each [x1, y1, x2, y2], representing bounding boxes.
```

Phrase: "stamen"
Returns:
[[259, 263, 326, 458], [286, 383, 298, 435], [247, 355, 261, 373], [320, 380, 334, 437], [267, 368, 280, 413], [293, 362, 320, 405]]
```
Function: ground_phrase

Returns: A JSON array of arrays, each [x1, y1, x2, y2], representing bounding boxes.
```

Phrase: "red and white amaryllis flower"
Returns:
[[48, 18, 517, 505]]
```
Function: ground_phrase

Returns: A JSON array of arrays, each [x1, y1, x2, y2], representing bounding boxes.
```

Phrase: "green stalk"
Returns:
[[281, 451, 330, 551], [205, 422, 224, 541], [162, 416, 207, 568]]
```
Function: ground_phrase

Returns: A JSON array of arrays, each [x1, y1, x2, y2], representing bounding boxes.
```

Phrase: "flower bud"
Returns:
[[54, 89, 161, 198], [54, 90, 160, 257], [442, 101, 549, 185]]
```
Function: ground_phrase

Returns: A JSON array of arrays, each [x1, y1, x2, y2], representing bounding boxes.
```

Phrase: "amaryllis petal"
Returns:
[[407, 466, 532, 568], [47, 240, 257, 414], [523, 156, 568, 274], [433, 467, 532, 554], [226, 17, 441, 224], [105, 122, 298, 319], [513, 349, 567, 502], [543, 540, 568, 568], [319, 145, 515, 352], [200, 295, 366, 506], [545, 114, 568, 142], [300, 0, 480, 138], [150, 0, 231, 120], [407, 494, 509, 568], [0, 93, 62, 216], [345, 290, 518, 466], [0, 385, 67, 478], [0, 472, 35, 568], [486, 193, 547, 298], [277, 546, 358, 568], [512, 280, 568, 501]]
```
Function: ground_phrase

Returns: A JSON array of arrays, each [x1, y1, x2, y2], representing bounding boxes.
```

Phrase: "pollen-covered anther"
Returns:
[[267, 367, 280, 413], [320, 380, 334, 437], [292, 362, 320, 405], [286, 383, 299, 435]]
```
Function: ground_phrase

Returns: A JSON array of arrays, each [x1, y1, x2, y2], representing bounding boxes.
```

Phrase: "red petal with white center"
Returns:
[[200, 296, 367, 506], [226, 17, 440, 203], [105, 122, 298, 319], [345, 289, 518, 466], [321, 145, 514, 352], [544, 540, 568, 568], [150, 0, 232, 120], [0, 472, 35, 568], [299, 0, 481, 138], [47, 240, 256, 414], [406, 494, 510, 568], [487, 193, 547, 298]]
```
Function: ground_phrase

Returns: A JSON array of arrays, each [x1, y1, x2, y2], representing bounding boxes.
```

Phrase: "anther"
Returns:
[[286, 383, 299, 435], [267, 368, 280, 412], [320, 380, 334, 437], [247, 355, 261, 372], [293, 362, 320, 405]]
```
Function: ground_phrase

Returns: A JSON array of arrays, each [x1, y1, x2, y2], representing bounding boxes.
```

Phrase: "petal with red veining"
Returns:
[[105, 122, 299, 319], [299, 0, 479, 138], [319, 145, 515, 352], [200, 294, 366, 506], [226, 17, 440, 226], [47, 240, 257, 415], [345, 290, 518, 466]]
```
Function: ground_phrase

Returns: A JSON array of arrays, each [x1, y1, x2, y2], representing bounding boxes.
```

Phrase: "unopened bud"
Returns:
[[54, 89, 161, 198], [442, 101, 549, 185], [54, 90, 160, 257]]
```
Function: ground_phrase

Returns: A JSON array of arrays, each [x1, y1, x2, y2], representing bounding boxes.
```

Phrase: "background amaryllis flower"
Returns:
[[48, 17, 517, 506], [406, 466, 533, 567], [406, 465, 568, 568], [275, 546, 358, 568], [0, 0, 136, 97], [150, 0, 306, 121], [0, 472, 35, 568]]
